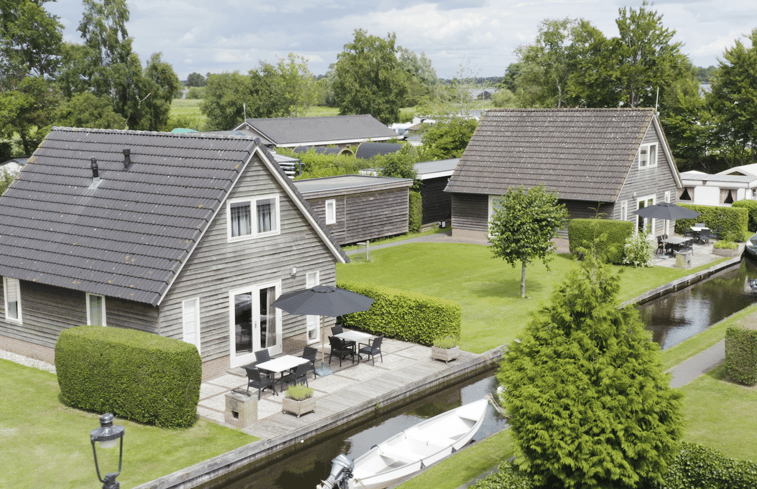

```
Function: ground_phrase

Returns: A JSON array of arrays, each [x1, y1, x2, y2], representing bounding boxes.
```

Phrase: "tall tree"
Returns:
[[269, 53, 318, 117], [489, 186, 567, 298], [708, 29, 757, 166], [498, 251, 683, 488], [141, 52, 181, 131], [332, 29, 408, 124], [397, 47, 437, 106], [52, 91, 126, 129], [421, 118, 478, 159], [186, 72, 206, 87]]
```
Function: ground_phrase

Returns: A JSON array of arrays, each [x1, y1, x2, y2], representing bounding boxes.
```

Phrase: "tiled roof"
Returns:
[[0, 128, 263, 305], [446, 108, 656, 202], [237, 115, 397, 146], [354, 142, 404, 160], [294, 175, 413, 196]]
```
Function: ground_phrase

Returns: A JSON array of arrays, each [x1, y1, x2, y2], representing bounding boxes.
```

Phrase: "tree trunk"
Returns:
[[521, 261, 527, 298]]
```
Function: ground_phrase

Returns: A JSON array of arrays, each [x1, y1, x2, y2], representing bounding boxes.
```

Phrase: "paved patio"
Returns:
[[197, 335, 479, 439]]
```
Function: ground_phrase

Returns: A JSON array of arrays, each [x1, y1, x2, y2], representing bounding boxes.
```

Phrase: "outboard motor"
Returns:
[[316, 454, 354, 489]]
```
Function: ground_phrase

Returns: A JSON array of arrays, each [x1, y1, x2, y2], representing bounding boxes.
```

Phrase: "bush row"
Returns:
[[732, 200, 757, 233], [409, 190, 422, 233], [674, 204, 748, 241], [55, 325, 201, 428], [471, 443, 757, 489], [567, 219, 634, 264], [725, 326, 757, 385], [337, 280, 461, 345]]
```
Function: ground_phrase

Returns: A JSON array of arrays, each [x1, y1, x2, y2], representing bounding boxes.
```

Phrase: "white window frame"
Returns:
[[226, 194, 281, 242], [228, 280, 282, 368], [487, 195, 503, 238], [3, 277, 22, 323], [305, 271, 320, 344], [664, 191, 671, 235], [86, 293, 106, 326], [636, 194, 656, 234], [182, 298, 201, 353], [325, 199, 336, 225], [639, 143, 658, 169], [620, 200, 628, 221]]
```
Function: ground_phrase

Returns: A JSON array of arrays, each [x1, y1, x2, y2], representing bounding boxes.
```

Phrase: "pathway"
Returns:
[[667, 340, 725, 388]]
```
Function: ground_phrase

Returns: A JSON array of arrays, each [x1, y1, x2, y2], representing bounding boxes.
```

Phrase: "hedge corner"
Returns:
[[724, 326, 757, 386]]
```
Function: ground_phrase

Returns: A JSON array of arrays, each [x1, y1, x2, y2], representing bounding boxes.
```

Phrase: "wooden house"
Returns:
[[233, 115, 398, 150], [293, 175, 413, 245], [445, 108, 682, 241], [0, 128, 347, 380]]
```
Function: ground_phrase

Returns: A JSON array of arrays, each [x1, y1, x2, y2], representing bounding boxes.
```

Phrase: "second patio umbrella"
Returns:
[[271, 285, 374, 376], [634, 202, 700, 220]]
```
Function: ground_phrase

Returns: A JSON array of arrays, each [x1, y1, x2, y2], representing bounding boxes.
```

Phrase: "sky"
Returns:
[[46, 0, 757, 80]]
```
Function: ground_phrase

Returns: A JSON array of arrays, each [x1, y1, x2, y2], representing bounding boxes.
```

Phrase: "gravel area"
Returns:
[[0, 349, 56, 374]]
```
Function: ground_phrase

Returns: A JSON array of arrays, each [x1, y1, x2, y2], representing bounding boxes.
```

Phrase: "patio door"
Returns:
[[305, 271, 320, 344], [637, 195, 656, 234], [229, 281, 282, 368]]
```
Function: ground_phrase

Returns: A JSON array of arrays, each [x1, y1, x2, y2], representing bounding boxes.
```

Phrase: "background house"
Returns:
[[233, 115, 399, 150], [0, 128, 346, 380], [415, 158, 458, 228], [445, 108, 682, 241], [679, 166, 757, 205], [293, 175, 413, 245]]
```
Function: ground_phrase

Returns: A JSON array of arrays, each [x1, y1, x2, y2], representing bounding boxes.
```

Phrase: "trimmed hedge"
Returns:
[[55, 326, 201, 428], [471, 443, 757, 489], [674, 204, 748, 241], [337, 280, 461, 345], [732, 200, 757, 233], [725, 326, 757, 386], [568, 218, 634, 264], [409, 190, 422, 233]]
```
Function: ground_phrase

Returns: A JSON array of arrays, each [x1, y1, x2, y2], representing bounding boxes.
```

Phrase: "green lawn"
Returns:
[[337, 243, 729, 353], [0, 359, 255, 489]]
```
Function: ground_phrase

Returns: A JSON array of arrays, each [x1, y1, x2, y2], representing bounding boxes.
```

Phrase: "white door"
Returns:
[[229, 281, 282, 367], [306, 272, 320, 344]]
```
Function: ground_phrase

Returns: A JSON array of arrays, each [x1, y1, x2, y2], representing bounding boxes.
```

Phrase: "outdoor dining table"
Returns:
[[255, 355, 311, 393], [335, 330, 374, 362], [666, 236, 694, 253]]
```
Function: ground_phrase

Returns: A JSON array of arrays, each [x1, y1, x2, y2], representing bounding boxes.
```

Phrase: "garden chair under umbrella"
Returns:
[[271, 285, 374, 376]]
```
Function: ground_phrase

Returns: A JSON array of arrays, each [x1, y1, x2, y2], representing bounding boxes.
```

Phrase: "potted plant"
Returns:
[[713, 239, 743, 257], [282, 384, 315, 418], [431, 336, 460, 363]]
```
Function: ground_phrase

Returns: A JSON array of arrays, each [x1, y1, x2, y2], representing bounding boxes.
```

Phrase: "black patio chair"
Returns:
[[358, 336, 384, 366], [281, 363, 310, 389], [328, 336, 354, 367], [331, 324, 356, 350], [242, 366, 276, 400], [656, 235, 665, 255], [255, 350, 274, 379], [698, 228, 711, 245], [301, 346, 319, 379]]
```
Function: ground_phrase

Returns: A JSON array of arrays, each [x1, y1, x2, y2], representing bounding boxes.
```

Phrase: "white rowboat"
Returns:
[[320, 398, 488, 489]]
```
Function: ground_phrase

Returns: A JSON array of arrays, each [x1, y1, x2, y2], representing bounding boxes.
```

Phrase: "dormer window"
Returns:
[[227, 195, 280, 241], [639, 143, 658, 168]]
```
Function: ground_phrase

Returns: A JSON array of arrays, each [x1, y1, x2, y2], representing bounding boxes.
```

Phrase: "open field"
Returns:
[[0, 359, 256, 489]]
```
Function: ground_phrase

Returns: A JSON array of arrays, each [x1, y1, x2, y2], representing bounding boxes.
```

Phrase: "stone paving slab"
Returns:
[[207, 373, 247, 390], [199, 383, 227, 400]]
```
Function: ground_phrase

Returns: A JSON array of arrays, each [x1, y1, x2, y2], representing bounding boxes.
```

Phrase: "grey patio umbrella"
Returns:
[[271, 285, 374, 376], [634, 202, 700, 220]]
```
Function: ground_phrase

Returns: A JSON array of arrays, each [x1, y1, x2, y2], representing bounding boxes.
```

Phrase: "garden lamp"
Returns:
[[90, 413, 125, 489]]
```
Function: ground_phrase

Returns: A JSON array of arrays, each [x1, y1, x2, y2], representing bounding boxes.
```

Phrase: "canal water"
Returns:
[[639, 257, 757, 349], [223, 371, 507, 489]]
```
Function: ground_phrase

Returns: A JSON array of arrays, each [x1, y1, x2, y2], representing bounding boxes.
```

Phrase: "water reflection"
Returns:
[[223, 372, 507, 489], [639, 258, 757, 349]]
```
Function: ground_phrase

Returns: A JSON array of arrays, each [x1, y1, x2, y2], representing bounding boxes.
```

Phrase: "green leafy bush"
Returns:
[[471, 462, 533, 489], [732, 200, 757, 232], [55, 325, 201, 428], [714, 240, 738, 250], [568, 219, 634, 264], [285, 384, 314, 400], [432, 335, 459, 349], [674, 204, 748, 241], [337, 280, 461, 345], [409, 190, 422, 233], [623, 231, 654, 267], [724, 326, 757, 385]]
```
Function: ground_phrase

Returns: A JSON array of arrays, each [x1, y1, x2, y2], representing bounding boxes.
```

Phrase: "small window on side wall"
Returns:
[[325, 199, 336, 224], [3, 277, 22, 323], [639, 143, 658, 168], [227, 195, 280, 241], [87, 293, 106, 326]]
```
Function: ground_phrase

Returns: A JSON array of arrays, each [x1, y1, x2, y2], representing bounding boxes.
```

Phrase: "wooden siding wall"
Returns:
[[160, 153, 338, 365], [451, 193, 488, 234], [304, 189, 409, 246], [421, 177, 452, 225], [560, 201, 615, 238], [613, 123, 679, 235], [0, 279, 157, 350]]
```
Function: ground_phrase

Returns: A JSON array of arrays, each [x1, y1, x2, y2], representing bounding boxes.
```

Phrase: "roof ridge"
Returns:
[[50, 126, 256, 140]]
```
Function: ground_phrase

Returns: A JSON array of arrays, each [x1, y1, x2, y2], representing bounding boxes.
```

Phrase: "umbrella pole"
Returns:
[[315, 315, 333, 377]]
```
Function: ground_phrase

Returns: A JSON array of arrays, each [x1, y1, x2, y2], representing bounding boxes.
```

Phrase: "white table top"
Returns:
[[691, 226, 709, 232], [256, 355, 310, 373], [336, 330, 373, 343], [666, 237, 692, 245]]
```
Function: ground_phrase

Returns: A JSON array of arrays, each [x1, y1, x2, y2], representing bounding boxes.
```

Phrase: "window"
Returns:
[[3, 277, 21, 323], [227, 195, 280, 241], [636, 195, 656, 234], [325, 199, 336, 225], [87, 293, 106, 326], [620, 200, 628, 221], [306, 272, 320, 343], [487, 195, 502, 237], [183, 298, 200, 352], [639, 143, 658, 168]]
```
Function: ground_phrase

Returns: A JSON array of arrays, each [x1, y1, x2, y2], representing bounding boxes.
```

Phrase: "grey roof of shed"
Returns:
[[415, 158, 459, 179], [446, 108, 666, 202], [234, 115, 397, 147], [293, 175, 412, 198], [354, 142, 404, 160], [0, 127, 346, 306]]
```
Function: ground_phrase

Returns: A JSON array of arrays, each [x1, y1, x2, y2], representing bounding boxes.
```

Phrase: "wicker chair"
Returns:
[[328, 336, 354, 367], [242, 366, 276, 400], [358, 336, 384, 366], [281, 363, 310, 389], [301, 346, 319, 379]]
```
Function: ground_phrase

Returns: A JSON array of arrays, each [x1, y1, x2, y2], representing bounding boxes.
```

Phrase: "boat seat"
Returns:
[[378, 446, 419, 464], [407, 433, 454, 447]]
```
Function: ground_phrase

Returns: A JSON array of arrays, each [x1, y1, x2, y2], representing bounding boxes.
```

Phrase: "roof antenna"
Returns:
[[90, 158, 99, 179], [123, 148, 131, 169]]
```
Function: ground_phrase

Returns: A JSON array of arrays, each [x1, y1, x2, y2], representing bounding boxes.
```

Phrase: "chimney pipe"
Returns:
[[123, 148, 131, 169], [90, 158, 99, 179]]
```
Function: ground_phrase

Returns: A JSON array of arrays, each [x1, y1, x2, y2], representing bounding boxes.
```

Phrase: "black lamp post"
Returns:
[[90, 413, 125, 489]]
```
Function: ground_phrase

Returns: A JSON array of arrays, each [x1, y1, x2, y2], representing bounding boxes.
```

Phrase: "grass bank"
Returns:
[[0, 359, 255, 489]]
